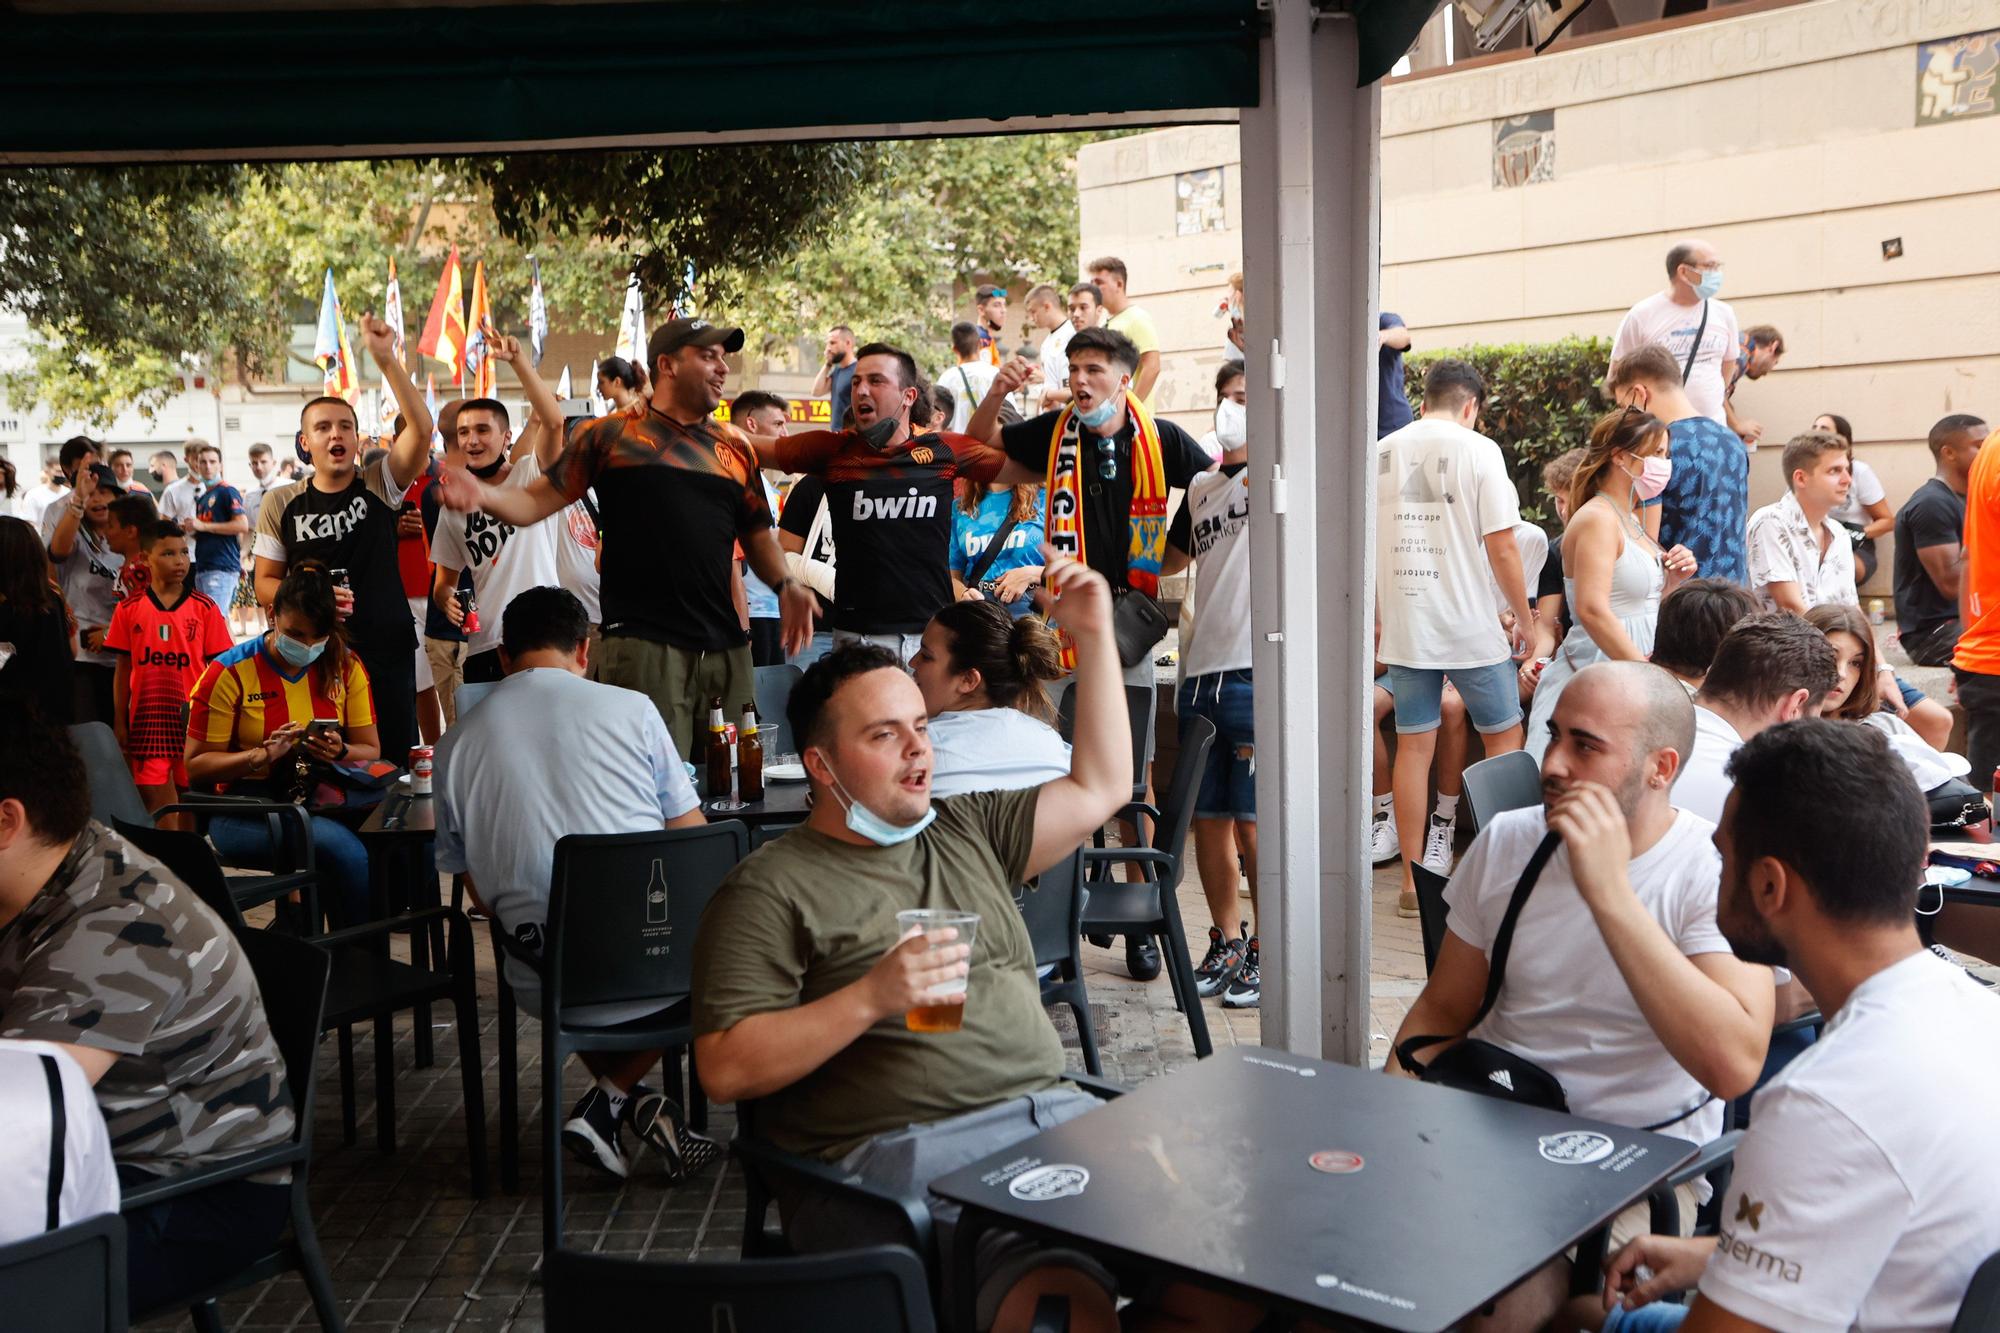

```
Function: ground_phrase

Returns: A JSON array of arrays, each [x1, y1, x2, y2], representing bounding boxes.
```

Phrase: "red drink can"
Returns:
[[410, 745, 435, 795]]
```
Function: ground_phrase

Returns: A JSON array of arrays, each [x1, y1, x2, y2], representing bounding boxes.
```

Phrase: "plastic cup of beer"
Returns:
[[895, 909, 979, 1033]]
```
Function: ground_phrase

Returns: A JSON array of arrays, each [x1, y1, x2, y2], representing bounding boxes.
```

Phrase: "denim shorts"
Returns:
[[1384, 661, 1522, 735], [1177, 669, 1255, 820], [1602, 1302, 1690, 1332]]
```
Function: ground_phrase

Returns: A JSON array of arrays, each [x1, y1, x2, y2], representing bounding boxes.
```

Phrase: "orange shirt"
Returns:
[[1954, 427, 2000, 675]]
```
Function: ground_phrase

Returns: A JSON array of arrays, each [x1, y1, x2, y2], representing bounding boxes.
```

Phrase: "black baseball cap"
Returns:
[[648, 317, 746, 366]]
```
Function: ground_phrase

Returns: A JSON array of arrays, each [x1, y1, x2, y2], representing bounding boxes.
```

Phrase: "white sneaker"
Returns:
[[1420, 817, 1456, 876], [1369, 816, 1400, 864]]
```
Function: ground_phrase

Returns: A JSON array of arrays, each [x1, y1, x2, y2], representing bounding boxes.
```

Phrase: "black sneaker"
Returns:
[[1932, 941, 1996, 987], [625, 1085, 723, 1183], [562, 1087, 631, 1178], [1195, 928, 1247, 999], [1222, 938, 1261, 1009], [1125, 934, 1163, 981]]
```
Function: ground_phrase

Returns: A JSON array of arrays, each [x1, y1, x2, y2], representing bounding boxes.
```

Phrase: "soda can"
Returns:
[[1868, 599, 1885, 627], [409, 745, 435, 795]]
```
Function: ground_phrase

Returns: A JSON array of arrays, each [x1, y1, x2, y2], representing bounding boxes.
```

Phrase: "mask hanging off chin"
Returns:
[[468, 458, 506, 480], [817, 756, 936, 846]]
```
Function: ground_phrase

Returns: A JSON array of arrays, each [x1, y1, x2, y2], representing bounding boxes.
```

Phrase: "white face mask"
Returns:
[[1214, 398, 1246, 452]]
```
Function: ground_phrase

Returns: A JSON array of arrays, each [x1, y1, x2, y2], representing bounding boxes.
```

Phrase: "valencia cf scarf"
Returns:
[[1044, 391, 1167, 667]]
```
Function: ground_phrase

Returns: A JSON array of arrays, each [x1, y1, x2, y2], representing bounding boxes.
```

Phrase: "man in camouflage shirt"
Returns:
[[0, 707, 292, 1315]]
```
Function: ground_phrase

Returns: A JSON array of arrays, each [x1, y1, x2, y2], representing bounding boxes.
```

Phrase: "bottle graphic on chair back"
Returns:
[[705, 698, 732, 799], [645, 858, 668, 926]]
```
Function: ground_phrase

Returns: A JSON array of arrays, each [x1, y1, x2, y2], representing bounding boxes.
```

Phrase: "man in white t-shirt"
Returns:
[[1747, 431, 1857, 614], [1674, 614, 1836, 824], [1165, 382, 1260, 1008], [1611, 239, 1740, 427], [431, 334, 600, 690], [157, 440, 204, 526], [1389, 660, 1775, 1332], [1599, 720, 2000, 1333], [0, 1038, 119, 1245], [941, 322, 999, 434], [1375, 360, 1534, 915], [434, 586, 706, 1181], [1025, 283, 1076, 414]]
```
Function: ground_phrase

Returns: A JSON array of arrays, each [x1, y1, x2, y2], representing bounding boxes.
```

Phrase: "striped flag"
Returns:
[[418, 245, 467, 387], [377, 256, 405, 434], [313, 269, 359, 403], [529, 256, 549, 368], [465, 259, 495, 399], [616, 273, 645, 368]]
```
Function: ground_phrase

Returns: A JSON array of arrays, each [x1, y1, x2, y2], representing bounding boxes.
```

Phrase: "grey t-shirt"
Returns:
[[40, 506, 122, 668], [0, 824, 294, 1177]]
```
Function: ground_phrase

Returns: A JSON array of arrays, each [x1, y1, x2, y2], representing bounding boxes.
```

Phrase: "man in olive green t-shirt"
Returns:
[[693, 551, 1139, 1331]]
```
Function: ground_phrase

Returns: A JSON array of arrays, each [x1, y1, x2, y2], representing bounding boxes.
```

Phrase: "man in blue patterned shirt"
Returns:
[[1609, 343, 1750, 586]]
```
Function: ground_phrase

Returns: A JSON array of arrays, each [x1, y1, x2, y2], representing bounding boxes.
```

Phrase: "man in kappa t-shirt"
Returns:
[[253, 311, 433, 762]]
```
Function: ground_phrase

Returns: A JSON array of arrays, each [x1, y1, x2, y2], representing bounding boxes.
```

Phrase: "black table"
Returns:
[[356, 788, 445, 1064], [359, 788, 436, 837], [703, 780, 812, 827], [931, 1046, 1697, 1332]]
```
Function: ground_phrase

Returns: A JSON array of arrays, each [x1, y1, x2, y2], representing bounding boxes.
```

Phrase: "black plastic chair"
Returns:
[[750, 821, 803, 849], [0, 1213, 127, 1333], [123, 930, 343, 1332], [754, 663, 804, 756], [1954, 1249, 2000, 1332], [546, 1243, 937, 1332], [115, 819, 489, 1198], [1460, 749, 1540, 835], [1410, 862, 1451, 974], [1016, 847, 1101, 1075], [1077, 715, 1216, 1058], [1056, 682, 1156, 804], [68, 722, 153, 827], [542, 821, 748, 1252]]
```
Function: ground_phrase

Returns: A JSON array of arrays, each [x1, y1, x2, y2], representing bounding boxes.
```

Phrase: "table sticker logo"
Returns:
[[1007, 1164, 1090, 1202], [1538, 1131, 1615, 1165], [1309, 1150, 1364, 1175]]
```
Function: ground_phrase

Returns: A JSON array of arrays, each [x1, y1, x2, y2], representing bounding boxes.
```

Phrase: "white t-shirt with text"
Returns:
[[1375, 417, 1524, 670], [431, 454, 599, 655], [1177, 463, 1253, 678], [1442, 806, 1736, 1148], [1611, 292, 1740, 426], [1696, 950, 2000, 1332]]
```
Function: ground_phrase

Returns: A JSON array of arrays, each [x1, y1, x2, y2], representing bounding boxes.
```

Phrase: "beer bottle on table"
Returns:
[[738, 705, 764, 803], [705, 698, 732, 799]]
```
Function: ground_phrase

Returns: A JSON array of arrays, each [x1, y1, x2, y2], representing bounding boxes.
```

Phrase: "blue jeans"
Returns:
[[208, 811, 372, 927], [788, 630, 834, 671], [1602, 1302, 1689, 1331], [194, 568, 239, 611], [1384, 661, 1522, 734], [1178, 670, 1256, 820]]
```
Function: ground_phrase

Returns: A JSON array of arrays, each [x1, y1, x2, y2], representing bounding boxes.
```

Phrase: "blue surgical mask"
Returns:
[[1694, 268, 1723, 300], [270, 632, 326, 671], [821, 761, 936, 846], [1077, 398, 1120, 429]]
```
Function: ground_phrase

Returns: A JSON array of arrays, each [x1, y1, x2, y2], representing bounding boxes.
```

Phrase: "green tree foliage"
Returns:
[[1405, 335, 1613, 531]]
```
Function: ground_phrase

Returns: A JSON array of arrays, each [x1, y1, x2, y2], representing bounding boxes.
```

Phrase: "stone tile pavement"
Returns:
[[165, 855, 1423, 1331]]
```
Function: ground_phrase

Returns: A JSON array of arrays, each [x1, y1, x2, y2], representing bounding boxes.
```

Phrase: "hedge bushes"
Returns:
[[1405, 335, 1612, 531]]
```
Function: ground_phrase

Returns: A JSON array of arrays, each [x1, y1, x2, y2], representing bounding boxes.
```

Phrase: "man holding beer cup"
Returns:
[[692, 548, 1143, 1333]]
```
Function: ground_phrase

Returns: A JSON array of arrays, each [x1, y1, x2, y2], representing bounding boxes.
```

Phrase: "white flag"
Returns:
[[616, 274, 645, 367], [556, 364, 572, 400]]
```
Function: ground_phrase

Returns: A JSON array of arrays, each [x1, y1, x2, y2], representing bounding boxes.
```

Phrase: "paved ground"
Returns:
[[162, 852, 1425, 1332]]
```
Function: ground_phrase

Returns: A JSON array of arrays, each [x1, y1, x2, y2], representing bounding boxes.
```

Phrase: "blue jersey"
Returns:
[[951, 488, 1047, 619], [192, 483, 245, 574]]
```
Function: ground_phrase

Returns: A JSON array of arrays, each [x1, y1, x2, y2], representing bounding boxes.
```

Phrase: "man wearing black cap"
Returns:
[[435, 316, 814, 755]]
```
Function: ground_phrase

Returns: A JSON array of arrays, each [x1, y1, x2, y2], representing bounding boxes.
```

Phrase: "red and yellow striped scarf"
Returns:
[[1043, 391, 1167, 667]]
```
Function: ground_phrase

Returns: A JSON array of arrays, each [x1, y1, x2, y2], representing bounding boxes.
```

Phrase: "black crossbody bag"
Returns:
[[1397, 831, 1571, 1113], [964, 510, 1024, 593]]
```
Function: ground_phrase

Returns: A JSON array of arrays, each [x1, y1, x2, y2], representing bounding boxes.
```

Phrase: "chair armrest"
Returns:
[[118, 1142, 305, 1209], [159, 799, 317, 871], [1665, 1129, 1743, 1190], [1114, 801, 1162, 826], [1064, 1072, 1129, 1101], [1082, 847, 1174, 871], [317, 904, 463, 949], [730, 1134, 933, 1251]]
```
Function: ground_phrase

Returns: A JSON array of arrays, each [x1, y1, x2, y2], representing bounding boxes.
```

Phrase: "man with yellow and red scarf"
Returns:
[[969, 326, 1216, 981]]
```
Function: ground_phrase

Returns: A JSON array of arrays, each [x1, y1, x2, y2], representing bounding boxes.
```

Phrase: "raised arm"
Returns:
[[432, 465, 572, 528], [484, 323, 566, 472], [360, 312, 433, 492], [966, 355, 1036, 446], [1024, 552, 1131, 876], [45, 469, 94, 559]]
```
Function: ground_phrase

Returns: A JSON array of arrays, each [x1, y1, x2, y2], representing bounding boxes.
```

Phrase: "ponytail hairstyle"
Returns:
[[1804, 602, 1881, 721], [271, 561, 354, 708], [928, 598, 1063, 723], [598, 356, 647, 397], [1568, 405, 1669, 519]]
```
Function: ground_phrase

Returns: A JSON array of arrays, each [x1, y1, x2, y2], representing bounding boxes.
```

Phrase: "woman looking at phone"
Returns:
[[186, 563, 379, 924]]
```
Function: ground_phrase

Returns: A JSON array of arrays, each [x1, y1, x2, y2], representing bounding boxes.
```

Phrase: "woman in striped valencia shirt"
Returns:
[[186, 564, 379, 924]]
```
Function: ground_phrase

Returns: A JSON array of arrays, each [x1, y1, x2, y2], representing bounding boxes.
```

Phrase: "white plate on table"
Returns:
[[764, 760, 808, 784]]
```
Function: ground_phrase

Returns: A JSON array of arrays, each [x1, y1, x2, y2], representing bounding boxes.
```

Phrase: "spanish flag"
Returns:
[[465, 259, 495, 399], [313, 269, 359, 404], [418, 245, 467, 387]]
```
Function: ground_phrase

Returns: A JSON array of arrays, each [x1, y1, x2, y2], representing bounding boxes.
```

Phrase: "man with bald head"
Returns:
[[1612, 239, 1741, 428], [1390, 660, 1774, 1332]]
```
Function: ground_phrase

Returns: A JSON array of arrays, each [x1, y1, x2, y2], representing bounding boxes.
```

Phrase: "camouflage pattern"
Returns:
[[0, 823, 294, 1178]]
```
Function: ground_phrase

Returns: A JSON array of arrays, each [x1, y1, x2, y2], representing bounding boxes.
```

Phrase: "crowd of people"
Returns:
[[3, 232, 1998, 1331]]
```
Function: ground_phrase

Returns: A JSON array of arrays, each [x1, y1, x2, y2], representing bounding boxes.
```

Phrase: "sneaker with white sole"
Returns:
[[562, 1087, 631, 1179], [1195, 927, 1248, 999], [1420, 816, 1456, 876], [1222, 938, 1260, 1008], [1369, 816, 1400, 865], [625, 1086, 723, 1183]]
